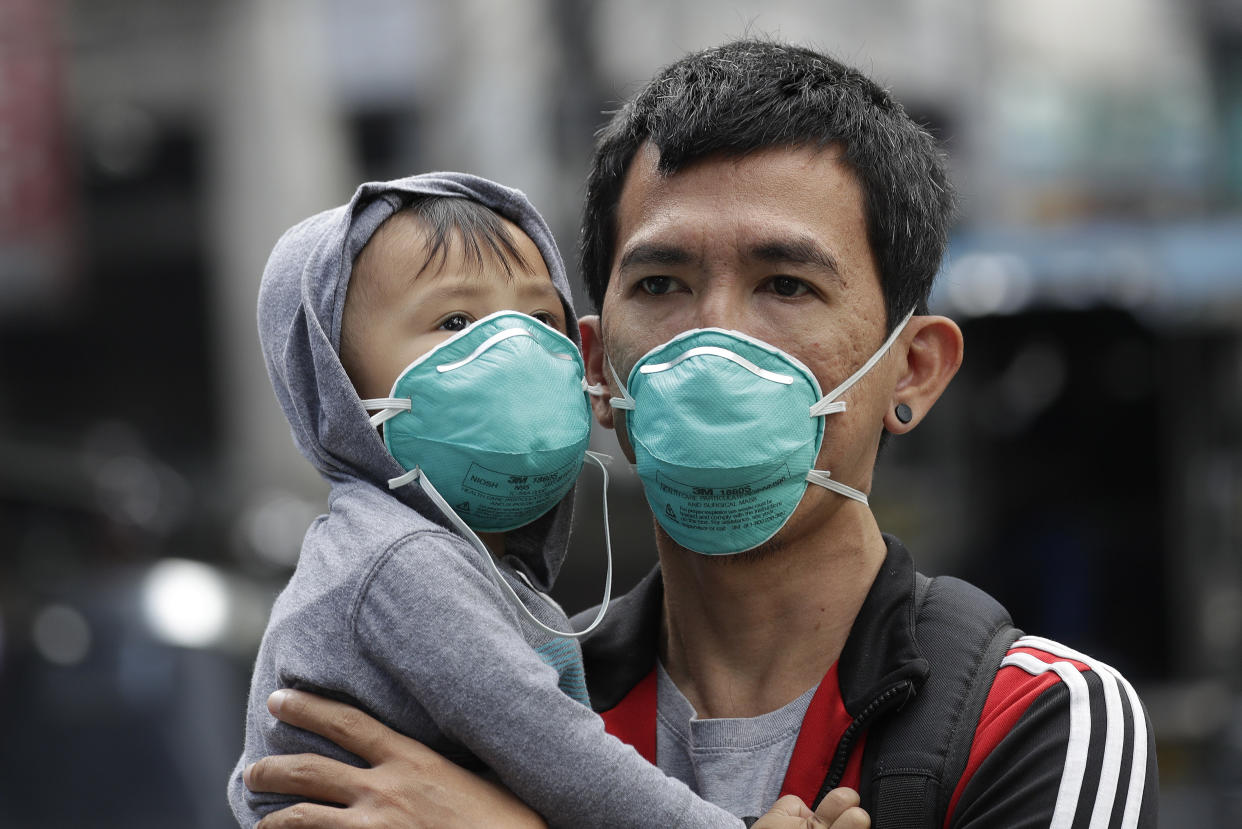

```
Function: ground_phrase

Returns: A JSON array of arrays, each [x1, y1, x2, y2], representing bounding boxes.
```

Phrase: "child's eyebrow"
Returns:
[[419, 279, 500, 298], [420, 275, 562, 303]]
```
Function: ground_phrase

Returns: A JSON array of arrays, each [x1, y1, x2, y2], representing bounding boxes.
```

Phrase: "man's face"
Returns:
[[597, 143, 898, 537]]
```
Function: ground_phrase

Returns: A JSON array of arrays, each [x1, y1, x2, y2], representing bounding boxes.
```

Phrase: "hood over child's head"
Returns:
[[255, 172, 579, 588]]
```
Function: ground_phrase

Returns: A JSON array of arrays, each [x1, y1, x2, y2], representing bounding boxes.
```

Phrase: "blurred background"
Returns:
[[1, 0, 1240, 825]]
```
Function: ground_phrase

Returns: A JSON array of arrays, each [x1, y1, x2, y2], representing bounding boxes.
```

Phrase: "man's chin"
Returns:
[[654, 521, 787, 565]]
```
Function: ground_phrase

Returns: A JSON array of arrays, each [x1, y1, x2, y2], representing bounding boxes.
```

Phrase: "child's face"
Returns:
[[342, 213, 567, 401]]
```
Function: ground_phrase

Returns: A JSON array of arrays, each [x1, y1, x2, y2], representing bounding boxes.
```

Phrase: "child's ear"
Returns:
[[882, 315, 964, 434], [578, 316, 616, 430]]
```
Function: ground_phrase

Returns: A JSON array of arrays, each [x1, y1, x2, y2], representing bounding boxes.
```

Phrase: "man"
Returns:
[[243, 40, 1158, 827]]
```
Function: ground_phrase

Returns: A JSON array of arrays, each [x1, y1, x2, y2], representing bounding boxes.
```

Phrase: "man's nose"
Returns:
[[693, 285, 744, 330]]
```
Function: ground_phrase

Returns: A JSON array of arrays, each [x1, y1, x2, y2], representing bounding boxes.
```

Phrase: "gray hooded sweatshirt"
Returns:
[[227, 173, 741, 828]]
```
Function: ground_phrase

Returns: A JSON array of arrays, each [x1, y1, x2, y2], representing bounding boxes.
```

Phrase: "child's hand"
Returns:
[[751, 788, 870, 829]]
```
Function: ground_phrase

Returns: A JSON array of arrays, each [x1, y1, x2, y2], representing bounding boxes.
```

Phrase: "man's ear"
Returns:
[[579, 315, 616, 430], [883, 315, 964, 434]]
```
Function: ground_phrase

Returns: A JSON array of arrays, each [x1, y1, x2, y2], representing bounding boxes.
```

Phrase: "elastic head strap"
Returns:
[[805, 469, 869, 505], [604, 357, 635, 411], [362, 397, 411, 428], [809, 310, 916, 418]]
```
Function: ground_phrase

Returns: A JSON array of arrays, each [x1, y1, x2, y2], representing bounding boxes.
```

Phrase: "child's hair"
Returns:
[[340, 195, 542, 369], [399, 195, 538, 280]]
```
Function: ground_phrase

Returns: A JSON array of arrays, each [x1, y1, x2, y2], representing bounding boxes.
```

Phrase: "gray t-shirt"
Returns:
[[656, 661, 818, 819]]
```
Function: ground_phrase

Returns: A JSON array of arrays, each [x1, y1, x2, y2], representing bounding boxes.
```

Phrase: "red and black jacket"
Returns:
[[576, 536, 1159, 828]]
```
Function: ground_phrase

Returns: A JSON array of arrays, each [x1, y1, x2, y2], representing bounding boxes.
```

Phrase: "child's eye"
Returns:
[[439, 314, 472, 331], [531, 311, 559, 329]]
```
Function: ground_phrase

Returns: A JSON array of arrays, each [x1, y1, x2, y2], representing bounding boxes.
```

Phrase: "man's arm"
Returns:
[[245, 690, 873, 829]]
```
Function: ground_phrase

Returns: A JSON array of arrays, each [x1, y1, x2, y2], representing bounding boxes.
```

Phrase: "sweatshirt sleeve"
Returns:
[[945, 636, 1159, 828], [352, 530, 746, 829]]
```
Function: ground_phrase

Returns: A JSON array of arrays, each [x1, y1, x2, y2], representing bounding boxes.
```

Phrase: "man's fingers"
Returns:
[[830, 807, 871, 829], [255, 801, 355, 829], [268, 689, 401, 763], [244, 753, 358, 805], [767, 794, 815, 817], [814, 790, 864, 825]]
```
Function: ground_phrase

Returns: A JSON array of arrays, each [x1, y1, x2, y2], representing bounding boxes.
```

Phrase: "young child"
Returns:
[[227, 172, 846, 829]]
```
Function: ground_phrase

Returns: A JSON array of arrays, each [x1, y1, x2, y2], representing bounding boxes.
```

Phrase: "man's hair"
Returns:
[[581, 39, 954, 332]]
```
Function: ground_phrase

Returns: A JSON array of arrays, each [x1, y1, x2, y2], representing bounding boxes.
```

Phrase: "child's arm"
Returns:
[[243, 690, 871, 829], [353, 533, 744, 828]]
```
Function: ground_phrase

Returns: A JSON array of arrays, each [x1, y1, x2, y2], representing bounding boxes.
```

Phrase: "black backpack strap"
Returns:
[[862, 573, 1022, 828]]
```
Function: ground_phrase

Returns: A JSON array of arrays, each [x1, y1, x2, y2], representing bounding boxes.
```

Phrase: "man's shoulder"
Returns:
[[909, 576, 1150, 780], [865, 565, 1156, 827], [981, 634, 1149, 735], [942, 633, 1157, 827]]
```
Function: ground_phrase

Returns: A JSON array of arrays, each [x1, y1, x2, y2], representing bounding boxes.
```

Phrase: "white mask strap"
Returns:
[[388, 452, 614, 639], [604, 357, 635, 411], [809, 310, 915, 417], [805, 469, 869, 505], [362, 397, 411, 428]]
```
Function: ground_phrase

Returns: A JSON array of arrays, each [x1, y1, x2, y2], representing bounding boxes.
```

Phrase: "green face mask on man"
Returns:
[[602, 312, 913, 555]]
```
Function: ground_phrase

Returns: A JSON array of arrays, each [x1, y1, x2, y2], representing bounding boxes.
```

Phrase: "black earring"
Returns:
[[895, 403, 913, 424]]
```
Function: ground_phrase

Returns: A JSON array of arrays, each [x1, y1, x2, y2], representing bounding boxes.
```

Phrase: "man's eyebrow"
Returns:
[[748, 238, 842, 279], [617, 243, 694, 272]]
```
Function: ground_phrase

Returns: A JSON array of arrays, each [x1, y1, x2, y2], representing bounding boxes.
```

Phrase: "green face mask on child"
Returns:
[[364, 310, 593, 532], [363, 310, 614, 640]]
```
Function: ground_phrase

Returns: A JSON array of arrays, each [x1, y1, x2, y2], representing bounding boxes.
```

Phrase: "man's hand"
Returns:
[[243, 689, 545, 829], [751, 789, 870, 829]]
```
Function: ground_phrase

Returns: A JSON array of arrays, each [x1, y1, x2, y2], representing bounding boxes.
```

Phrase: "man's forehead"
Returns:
[[623, 140, 851, 187], [615, 142, 862, 219], [611, 147, 870, 270]]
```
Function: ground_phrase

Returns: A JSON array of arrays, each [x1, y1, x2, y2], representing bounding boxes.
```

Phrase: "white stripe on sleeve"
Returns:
[[1001, 650, 1090, 829], [1013, 636, 1148, 829]]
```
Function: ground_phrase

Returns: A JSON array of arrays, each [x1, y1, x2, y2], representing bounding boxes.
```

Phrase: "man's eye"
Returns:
[[638, 276, 676, 295], [439, 314, 472, 331], [768, 276, 810, 298]]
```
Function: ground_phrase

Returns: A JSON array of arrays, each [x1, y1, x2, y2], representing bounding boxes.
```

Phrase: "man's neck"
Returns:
[[657, 499, 887, 719]]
